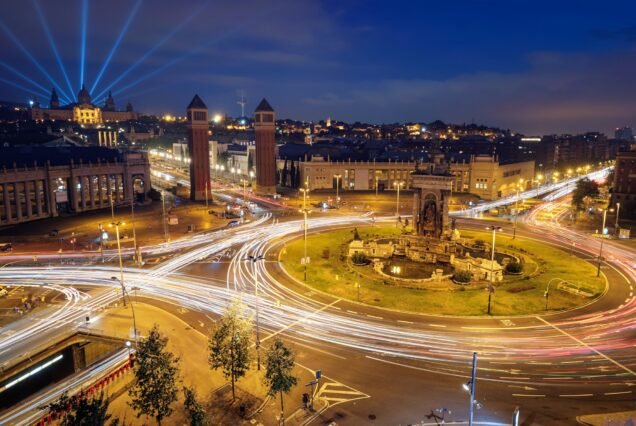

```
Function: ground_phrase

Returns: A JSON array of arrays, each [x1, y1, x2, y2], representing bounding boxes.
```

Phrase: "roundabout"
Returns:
[[2, 187, 636, 424], [277, 223, 607, 316]]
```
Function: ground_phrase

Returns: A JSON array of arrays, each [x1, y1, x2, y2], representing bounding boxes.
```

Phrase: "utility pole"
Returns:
[[513, 188, 519, 240]]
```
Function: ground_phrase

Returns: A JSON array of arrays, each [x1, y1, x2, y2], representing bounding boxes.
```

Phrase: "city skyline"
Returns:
[[2, 0, 636, 135]]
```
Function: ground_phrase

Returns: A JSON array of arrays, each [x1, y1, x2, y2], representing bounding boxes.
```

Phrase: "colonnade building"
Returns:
[[0, 146, 151, 226]]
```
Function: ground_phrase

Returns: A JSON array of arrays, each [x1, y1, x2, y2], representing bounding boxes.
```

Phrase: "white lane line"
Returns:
[[366, 314, 383, 320], [536, 316, 636, 377], [559, 394, 594, 397], [397, 320, 414, 324], [512, 394, 546, 397], [346, 310, 357, 314], [605, 391, 632, 395], [429, 324, 446, 328]]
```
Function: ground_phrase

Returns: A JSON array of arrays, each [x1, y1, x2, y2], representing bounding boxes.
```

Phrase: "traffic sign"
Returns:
[[316, 370, 321, 379]]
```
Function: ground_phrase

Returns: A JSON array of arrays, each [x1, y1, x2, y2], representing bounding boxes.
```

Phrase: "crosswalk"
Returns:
[[315, 381, 370, 407]]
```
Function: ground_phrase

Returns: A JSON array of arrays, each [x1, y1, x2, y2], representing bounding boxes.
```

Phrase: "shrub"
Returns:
[[351, 252, 369, 265], [474, 239, 485, 248], [322, 248, 330, 259], [505, 262, 523, 274], [453, 270, 472, 283]]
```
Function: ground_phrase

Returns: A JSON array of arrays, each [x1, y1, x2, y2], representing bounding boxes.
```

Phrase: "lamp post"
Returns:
[[240, 178, 248, 206], [300, 207, 312, 281], [246, 254, 264, 370], [111, 276, 138, 347], [615, 202, 621, 234], [375, 175, 379, 200], [485, 226, 502, 314], [334, 174, 341, 207], [393, 181, 404, 217], [597, 207, 612, 277], [299, 188, 309, 211]]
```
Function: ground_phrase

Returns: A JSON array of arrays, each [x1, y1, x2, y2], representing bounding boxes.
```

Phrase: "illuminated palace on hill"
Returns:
[[30, 86, 139, 125]]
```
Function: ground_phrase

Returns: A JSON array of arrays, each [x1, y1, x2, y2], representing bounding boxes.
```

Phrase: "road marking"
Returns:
[[559, 394, 593, 397], [366, 314, 383, 320], [500, 319, 515, 326], [346, 310, 357, 314], [604, 391, 632, 395], [261, 299, 341, 343], [512, 394, 546, 397], [536, 316, 636, 377], [429, 323, 446, 328], [397, 320, 414, 324]]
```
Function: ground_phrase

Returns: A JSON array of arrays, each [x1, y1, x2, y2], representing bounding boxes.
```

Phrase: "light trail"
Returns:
[[79, 0, 89, 89]]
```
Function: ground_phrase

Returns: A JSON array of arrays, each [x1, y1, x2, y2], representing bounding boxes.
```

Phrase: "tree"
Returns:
[[208, 301, 253, 401], [572, 178, 599, 211], [183, 386, 207, 426], [129, 325, 180, 425], [48, 391, 112, 426], [352, 227, 361, 241], [264, 339, 298, 424]]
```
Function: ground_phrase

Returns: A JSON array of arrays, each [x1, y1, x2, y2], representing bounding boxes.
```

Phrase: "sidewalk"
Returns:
[[94, 302, 326, 425], [578, 411, 636, 426]]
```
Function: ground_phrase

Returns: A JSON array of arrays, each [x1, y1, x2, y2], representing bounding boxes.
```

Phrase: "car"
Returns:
[[227, 220, 240, 227], [0, 243, 12, 252], [49, 229, 59, 237]]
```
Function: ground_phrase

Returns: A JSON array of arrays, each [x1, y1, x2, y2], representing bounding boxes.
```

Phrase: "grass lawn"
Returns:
[[279, 225, 607, 316]]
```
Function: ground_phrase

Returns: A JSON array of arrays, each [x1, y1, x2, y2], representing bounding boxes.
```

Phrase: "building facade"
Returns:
[[0, 146, 151, 227], [254, 99, 277, 195], [31, 87, 139, 124], [186, 95, 210, 201], [611, 147, 636, 208], [296, 155, 535, 200]]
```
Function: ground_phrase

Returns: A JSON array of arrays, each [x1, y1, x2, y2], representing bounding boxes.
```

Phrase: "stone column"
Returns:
[[25, 181, 33, 218], [98, 131, 103, 147], [15, 183, 23, 222], [106, 174, 113, 203], [88, 175, 96, 209], [3, 183, 11, 223], [36, 179, 43, 217], [80, 176, 87, 210], [48, 180, 58, 217]]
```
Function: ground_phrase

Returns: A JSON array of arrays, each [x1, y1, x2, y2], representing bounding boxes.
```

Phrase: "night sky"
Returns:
[[2, 0, 636, 134]]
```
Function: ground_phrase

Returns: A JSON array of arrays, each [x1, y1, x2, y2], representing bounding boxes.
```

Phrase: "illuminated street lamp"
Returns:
[[334, 174, 342, 207], [485, 225, 502, 314], [299, 187, 309, 210], [597, 207, 614, 277], [300, 206, 312, 281], [111, 276, 138, 347], [393, 181, 404, 217]]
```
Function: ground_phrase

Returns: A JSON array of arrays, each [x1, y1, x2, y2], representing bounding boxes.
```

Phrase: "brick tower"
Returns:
[[254, 98, 277, 195], [187, 94, 210, 201]]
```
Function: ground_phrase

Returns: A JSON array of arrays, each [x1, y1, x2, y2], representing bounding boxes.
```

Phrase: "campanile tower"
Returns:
[[254, 98, 276, 195], [187, 94, 210, 201]]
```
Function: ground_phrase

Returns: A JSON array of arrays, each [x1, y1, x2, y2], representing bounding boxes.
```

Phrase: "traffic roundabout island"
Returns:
[[278, 224, 607, 316]]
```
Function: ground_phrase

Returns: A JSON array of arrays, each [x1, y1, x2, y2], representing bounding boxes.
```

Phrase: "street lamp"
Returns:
[[333, 174, 341, 207], [299, 187, 309, 211], [485, 226, 502, 315], [597, 207, 613, 277], [161, 190, 170, 242], [245, 254, 265, 370], [299, 206, 312, 281], [111, 276, 138, 347], [393, 181, 404, 217], [615, 202, 621, 234], [240, 178, 249, 206], [464, 352, 478, 426]]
